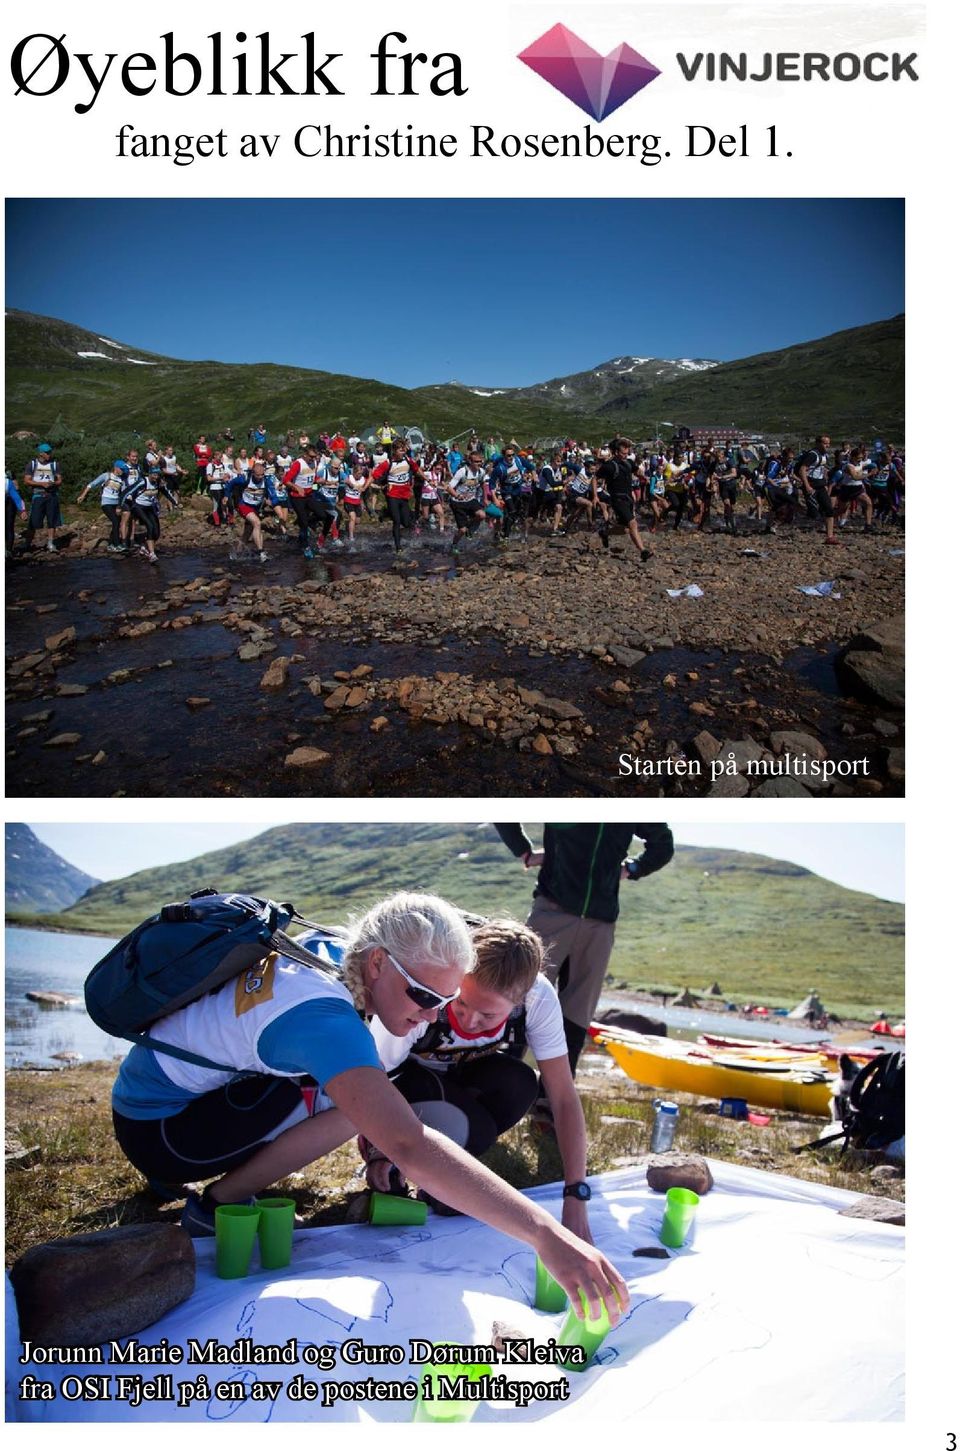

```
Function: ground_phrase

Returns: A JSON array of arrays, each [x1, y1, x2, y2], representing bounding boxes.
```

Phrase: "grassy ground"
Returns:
[[5, 1048, 903, 1269]]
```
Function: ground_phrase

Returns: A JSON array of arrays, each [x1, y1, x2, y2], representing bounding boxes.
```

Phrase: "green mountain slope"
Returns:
[[10, 824, 904, 1018], [4, 824, 100, 913], [5, 308, 903, 446]]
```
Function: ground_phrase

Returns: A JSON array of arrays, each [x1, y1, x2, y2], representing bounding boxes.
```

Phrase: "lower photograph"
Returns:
[[5, 820, 904, 1423]]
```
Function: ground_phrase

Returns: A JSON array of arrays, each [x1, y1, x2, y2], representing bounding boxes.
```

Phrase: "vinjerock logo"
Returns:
[[518, 24, 660, 121]]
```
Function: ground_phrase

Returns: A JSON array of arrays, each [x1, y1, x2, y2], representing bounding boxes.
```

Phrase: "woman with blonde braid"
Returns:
[[109, 891, 628, 1321]]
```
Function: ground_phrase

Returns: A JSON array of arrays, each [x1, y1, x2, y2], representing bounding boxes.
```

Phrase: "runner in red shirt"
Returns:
[[193, 435, 212, 495], [370, 441, 423, 553]]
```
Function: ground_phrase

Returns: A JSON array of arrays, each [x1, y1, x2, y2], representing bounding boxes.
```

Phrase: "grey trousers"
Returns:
[[526, 896, 617, 1031]]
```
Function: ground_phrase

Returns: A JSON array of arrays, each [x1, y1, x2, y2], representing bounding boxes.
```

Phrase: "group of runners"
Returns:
[[6, 422, 904, 563]]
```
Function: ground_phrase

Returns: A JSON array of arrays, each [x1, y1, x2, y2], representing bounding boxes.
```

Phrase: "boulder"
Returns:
[[43, 733, 81, 748], [607, 645, 646, 669], [836, 615, 905, 708], [646, 1154, 714, 1196], [768, 731, 828, 760], [56, 683, 88, 697], [691, 730, 722, 766], [259, 655, 291, 691], [707, 774, 749, 797], [10, 1223, 195, 1348], [284, 747, 332, 768], [751, 777, 811, 797], [44, 626, 77, 652]]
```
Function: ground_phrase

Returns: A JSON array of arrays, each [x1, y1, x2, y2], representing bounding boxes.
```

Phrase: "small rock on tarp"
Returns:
[[11, 1223, 195, 1348], [837, 1195, 905, 1226], [646, 1153, 714, 1196], [632, 1246, 671, 1258]]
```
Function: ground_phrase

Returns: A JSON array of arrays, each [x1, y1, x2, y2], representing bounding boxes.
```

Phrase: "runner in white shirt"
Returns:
[[366, 920, 594, 1241]]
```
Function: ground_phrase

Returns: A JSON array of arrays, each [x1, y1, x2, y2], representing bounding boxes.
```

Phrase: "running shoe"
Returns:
[[329, 537, 344, 549], [303, 546, 315, 559], [46, 541, 56, 552], [259, 551, 268, 562], [181, 1189, 257, 1239]]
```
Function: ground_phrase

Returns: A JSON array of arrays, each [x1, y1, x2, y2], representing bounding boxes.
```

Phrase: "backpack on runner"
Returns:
[[84, 888, 341, 1073]]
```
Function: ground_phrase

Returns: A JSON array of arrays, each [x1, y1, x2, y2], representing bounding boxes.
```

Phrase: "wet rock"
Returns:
[[43, 732, 81, 748], [646, 1154, 714, 1196], [532, 733, 553, 755], [689, 701, 715, 717], [9, 651, 48, 678], [259, 656, 291, 691], [370, 716, 389, 733], [284, 746, 332, 768], [44, 626, 76, 652], [608, 645, 646, 669], [708, 774, 750, 797], [517, 687, 583, 720], [351, 664, 374, 679], [885, 747, 906, 781], [92, 750, 107, 766], [10, 1223, 195, 1348], [23, 710, 53, 724], [106, 669, 132, 685], [56, 683, 88, 697], [611, 680, 631, 694], [874, 719, 898, 737], [716, 737, 765, 773], [752, 777, 812, 797], [324, 685, 351, 711], [768, 730, 828, 760], [836, 615, 905, 707], [185, 697, 211, 709], [118, 621, 158, 639]]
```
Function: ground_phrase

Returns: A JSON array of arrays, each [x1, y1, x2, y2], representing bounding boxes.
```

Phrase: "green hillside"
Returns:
[[7, 825, 904, 1019], [604, 314, 905, 439], [5, 309, 903, 461]]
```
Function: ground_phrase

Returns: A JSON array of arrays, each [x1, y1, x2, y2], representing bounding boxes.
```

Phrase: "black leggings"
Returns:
[[390, 1054, 538, 1157], [132, 504, 160, 541], [113, 1074, 305, 1183], [502, 495, 530, 538], [289, 493, 324, 545], [101, 503, 122, 546], [318, 507, 340, 540], [386, 494, 413, 551]]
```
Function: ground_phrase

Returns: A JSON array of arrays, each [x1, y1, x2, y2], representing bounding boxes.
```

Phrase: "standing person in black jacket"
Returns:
[[596, 438, 653, 560], [494, 824, 675, 1079]]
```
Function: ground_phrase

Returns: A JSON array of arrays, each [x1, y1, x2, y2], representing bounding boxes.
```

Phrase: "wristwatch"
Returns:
[[562, 1181, 592, 1201]]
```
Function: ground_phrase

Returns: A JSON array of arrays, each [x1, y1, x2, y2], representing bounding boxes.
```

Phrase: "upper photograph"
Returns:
[[4, 198, 904, 799]]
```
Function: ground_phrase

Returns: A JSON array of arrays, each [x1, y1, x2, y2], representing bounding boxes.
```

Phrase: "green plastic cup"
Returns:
[[215, 1204, 261, 1279], [659, 1186, 699, 1248], [556, 1291, 612, 1371], [413, 1345, 491, 1422], [255, 1196, 296, 1270], [369, 1192, 428, 1226], [534, 1256, 568, 1312]]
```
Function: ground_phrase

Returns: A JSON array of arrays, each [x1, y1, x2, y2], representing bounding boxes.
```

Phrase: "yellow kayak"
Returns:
[[596, 1031, 833, 1116]]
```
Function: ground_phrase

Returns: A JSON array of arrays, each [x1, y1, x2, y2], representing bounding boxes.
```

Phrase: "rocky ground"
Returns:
[[5, 500, 905, 797]]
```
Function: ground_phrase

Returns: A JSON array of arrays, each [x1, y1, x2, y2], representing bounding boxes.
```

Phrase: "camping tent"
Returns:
[[707, 982, 723, 996], [788, 991, 825, 1020], [670, 987, 701, 1007]]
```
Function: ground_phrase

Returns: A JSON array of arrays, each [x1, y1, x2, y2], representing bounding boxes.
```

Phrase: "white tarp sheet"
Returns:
[[7, 1162, 904, 1423]]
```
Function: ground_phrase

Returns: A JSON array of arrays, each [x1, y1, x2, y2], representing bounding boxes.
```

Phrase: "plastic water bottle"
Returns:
[[650, 1100, 679, 1153]]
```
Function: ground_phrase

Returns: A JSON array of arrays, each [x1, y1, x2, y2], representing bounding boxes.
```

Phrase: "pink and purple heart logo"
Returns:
[[518, 23, 660, 121]]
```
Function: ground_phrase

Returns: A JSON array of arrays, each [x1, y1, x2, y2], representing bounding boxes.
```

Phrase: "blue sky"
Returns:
[[28, 823, 905, 903], [6, 199, 903, 389]]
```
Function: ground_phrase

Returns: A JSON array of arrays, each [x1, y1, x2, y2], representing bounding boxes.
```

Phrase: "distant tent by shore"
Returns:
[[671, 987, 701, 1007], [788, 990, 825, 1020]]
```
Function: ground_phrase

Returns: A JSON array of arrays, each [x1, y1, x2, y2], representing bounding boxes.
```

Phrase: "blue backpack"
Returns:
[[84, 888, 341, 1072]]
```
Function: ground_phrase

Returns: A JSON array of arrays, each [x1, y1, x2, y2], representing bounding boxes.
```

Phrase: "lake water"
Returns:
[[5, 926, 834, 1070], [5, 926, 126, 1068]]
